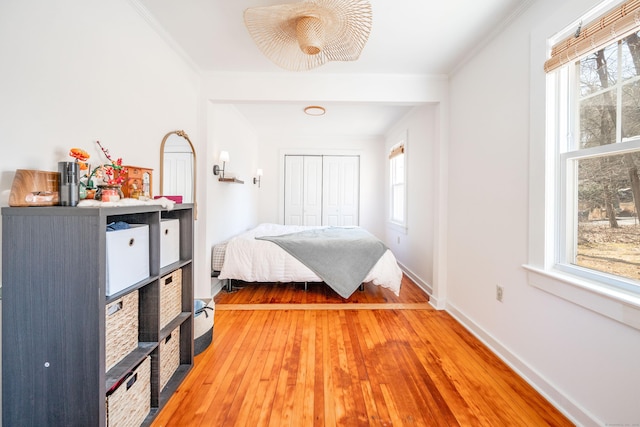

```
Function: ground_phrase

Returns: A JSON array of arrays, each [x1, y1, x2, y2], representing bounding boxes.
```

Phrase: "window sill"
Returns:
[[387, 221, 407, 234], [524, 264, 640, 331]]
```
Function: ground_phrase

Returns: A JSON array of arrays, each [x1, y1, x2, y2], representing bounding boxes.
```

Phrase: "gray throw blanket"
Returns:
[[256, 227, 387, 298]]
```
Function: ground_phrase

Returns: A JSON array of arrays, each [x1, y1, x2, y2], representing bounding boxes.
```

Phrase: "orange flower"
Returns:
[[79, 162, 89, 171], [69, 148, 90, 162]]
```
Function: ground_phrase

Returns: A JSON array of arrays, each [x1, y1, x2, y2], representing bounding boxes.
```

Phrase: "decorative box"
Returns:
[[105, 291, 139, 372], [106, 224, 150, 296], [160, 269, 182, 329], [160, 219, 180, 268], [8, 169, 59, 206], [118, 165, 153, 199], [106, 356, 150, 427], [159, 327, 181, 392]]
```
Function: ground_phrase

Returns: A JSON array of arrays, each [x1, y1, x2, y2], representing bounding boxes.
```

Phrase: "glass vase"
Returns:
[[94, 185, 124, 202]]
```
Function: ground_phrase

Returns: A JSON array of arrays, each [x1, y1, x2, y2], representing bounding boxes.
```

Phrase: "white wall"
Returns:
[[447, 0, 640, 425], [205, 102, 261, 294], [207, 104, 260, 243], [385, 105, 437, 294], [0, 0, 201, 176]]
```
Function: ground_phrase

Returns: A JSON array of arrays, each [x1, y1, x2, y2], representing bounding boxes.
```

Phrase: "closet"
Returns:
[[284, 155, 359, 226]]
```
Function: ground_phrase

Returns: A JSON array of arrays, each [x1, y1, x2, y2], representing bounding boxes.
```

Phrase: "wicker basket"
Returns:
[[159, 326, 181, 392], [105, 291, 139, 372], [106, 356, 151, 427], [160, 269, 182, 329]]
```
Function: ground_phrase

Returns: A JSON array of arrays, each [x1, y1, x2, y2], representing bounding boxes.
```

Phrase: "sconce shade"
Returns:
[[244, 0, 372, 71], [254, 168, 263, 187], [213, 151, 229, 177]]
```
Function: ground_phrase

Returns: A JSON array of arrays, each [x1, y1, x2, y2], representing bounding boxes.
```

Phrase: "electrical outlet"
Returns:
[[496, 285, 504, 302], [397, 236, 400, 244]]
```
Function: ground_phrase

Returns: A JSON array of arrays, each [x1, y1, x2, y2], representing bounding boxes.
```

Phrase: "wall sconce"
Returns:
[[213, 151, 230, 178], [253, 169, 263, 187]]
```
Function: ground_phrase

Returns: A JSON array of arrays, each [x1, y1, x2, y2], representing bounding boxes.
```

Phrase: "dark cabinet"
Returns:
[[2, 204, 194, 426]]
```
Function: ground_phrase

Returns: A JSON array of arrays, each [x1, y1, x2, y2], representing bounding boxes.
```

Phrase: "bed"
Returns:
[[213, 223, 402, 298]]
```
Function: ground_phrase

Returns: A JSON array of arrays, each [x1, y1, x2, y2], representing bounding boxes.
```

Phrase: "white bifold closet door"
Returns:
[[285, 155, 323, 226], [322, 156, 359, 226], [284, 155, 359, 226]]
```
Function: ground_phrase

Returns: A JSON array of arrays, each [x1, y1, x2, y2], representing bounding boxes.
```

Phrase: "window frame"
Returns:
[[553, 33, 640, 295], [388, 130, 407, 231], [526, 0, 640, 331]]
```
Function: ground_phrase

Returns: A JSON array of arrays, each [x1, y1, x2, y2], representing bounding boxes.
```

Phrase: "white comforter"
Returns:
[[218, 223, 402, 295]]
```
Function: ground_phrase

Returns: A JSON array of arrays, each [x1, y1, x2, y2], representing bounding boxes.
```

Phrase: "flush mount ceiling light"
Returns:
[[304, 105, 326, 116], [244, 0, 372, 72]]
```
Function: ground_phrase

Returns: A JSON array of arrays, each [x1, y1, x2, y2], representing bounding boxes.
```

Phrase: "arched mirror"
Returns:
[[160, 130, 197, 219]]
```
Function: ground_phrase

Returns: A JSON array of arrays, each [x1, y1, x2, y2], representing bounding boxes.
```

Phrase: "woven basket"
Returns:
[[159, 326, 181, 392], [160, 269, 182, 329], [106, 356, 151, 427], [105, 291, 139, 372]]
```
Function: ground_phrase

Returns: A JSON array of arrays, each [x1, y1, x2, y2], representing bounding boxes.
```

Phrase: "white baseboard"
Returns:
[[445, 301, 599, 427], [396, 262, 446, 309], [397, 261, 432, 294], [210, 277, 224, 298]]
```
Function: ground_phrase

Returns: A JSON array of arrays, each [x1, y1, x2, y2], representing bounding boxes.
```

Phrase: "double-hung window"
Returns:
[[545, 0, 640, 294], [389, 135, 406, 227]]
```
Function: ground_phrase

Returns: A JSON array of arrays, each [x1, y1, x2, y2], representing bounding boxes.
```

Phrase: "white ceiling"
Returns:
[[136, 0, 527, 136]]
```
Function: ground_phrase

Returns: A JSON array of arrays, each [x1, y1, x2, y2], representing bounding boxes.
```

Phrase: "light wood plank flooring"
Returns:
[[152, 278, 572, 426]]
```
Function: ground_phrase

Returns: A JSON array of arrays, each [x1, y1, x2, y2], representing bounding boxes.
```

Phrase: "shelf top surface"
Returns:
[[2, 203, 194, 217]]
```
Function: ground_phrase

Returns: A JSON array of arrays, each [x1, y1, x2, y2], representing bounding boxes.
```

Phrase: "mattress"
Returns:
[[216, 223, 402, 296]]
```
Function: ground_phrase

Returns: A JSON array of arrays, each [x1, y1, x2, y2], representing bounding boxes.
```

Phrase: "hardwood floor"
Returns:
[[152, 277, 572, 426]]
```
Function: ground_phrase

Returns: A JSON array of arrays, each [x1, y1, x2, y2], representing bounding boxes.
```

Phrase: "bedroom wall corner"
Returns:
[[384, 104, 438, 297]]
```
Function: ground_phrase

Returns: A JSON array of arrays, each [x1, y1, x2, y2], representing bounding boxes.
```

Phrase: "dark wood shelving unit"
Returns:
[[1, 203, 194, 426]]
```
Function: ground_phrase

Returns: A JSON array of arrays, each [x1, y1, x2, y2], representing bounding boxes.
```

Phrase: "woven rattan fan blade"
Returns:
[[244, 0, 372, 71]]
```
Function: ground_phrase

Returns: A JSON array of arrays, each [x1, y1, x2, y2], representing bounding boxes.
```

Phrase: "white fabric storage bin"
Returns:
[[160, 219, 180, 268], [194, 299, 214, 355], [106, 224, 150, 296]]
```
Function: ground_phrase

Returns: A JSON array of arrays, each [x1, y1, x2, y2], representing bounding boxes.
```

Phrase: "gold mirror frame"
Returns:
[[160, 130, 197, 219]]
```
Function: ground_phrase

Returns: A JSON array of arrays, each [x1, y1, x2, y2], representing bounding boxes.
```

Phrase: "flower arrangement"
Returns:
[[69, 141, 127, 189]]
